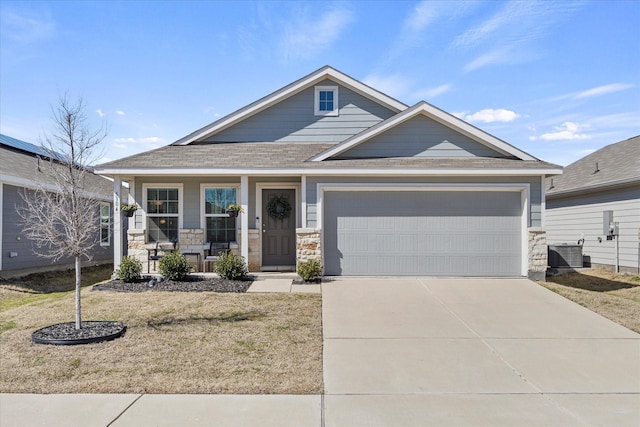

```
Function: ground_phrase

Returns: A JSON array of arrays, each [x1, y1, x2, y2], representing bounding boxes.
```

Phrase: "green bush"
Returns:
[[117, 256, 143, 282], [158, 252, 191, 281], [214, 251, 248, 280], [297, 259, 322, 282]]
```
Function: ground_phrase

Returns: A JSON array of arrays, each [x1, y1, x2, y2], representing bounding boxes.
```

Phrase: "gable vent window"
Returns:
[[314, 85, 339, 116]]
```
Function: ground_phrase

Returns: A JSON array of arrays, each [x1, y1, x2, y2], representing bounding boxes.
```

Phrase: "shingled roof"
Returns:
[[546, 135, 640, 197], [96, 142, 559, 175]]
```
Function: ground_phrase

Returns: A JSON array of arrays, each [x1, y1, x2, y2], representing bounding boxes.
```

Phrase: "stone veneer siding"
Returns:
[[528, 228, 547, 281], [296, 228, 322, 267], [238, 229, 261, 272]]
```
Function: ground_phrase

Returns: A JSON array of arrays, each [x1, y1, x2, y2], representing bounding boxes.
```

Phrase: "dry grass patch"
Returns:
[[0, 287, 323, 394], [540, 268, 640, 333]]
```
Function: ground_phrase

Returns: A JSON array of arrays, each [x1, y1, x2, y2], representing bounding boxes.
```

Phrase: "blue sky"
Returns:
[[1, 0, 638, 166]]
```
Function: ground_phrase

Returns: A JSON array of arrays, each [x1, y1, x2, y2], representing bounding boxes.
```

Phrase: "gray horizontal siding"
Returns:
[[305, 176, 542, 229], [2, 184, 112, 271], [546, 186, 640, 269], [339, 115, 507, 159], [204, 79, 396, 143]]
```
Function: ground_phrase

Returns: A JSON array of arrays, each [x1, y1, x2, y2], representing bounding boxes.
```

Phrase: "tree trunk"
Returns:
[[75, 256, 82, 329]]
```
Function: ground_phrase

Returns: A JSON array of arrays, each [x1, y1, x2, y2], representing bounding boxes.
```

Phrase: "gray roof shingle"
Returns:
[[546, 135, 640, 197], [96, 142, 559, 172]]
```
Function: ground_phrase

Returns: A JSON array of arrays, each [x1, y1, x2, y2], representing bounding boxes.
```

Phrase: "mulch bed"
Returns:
[[32, 321, 126, 345], [93, 275, 254, 293]]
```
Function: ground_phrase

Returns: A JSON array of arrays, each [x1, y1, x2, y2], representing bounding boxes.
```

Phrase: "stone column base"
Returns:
[[528, 228, 547, 281]]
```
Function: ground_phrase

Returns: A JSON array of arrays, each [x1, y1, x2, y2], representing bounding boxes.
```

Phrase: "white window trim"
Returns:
[[99, 202, 111, 247], [314, 85, 339, 116], [200, 183, 240, 243], [142, 183, 184, 243]]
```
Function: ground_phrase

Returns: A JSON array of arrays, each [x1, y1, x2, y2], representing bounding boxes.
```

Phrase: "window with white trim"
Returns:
[[146, 187, 180, 243], [314, 85, 339, 116], [203, 187, 237, 243], [99, 202, 110, 246]]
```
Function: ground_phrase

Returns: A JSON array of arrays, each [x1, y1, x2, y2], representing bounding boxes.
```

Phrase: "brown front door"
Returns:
[[262, 189, 296, 267]]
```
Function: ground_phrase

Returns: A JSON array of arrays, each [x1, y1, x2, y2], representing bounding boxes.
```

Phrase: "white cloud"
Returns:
[[115, 110, 125, 116], [282, 8, 353, 60], [420, 84, 452, 99], [405, 1, 438, 33], [362, 73, 412, 99], [112, 143, 127, 149], [464, 46, 513, 71], [540, 122, 590, 141], [451, 111, 467, 119], [574, 83, 634, 99], [96, 109, 105, 118], [465, 109, 519, 123]]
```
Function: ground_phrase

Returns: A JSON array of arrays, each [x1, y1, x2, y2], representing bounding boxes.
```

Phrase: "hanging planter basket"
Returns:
[[266, 196, 292, 221]]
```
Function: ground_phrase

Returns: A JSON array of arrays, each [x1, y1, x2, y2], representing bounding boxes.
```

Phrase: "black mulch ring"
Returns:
[[93, 275, 254, 293], [32, 321, 126, 346]]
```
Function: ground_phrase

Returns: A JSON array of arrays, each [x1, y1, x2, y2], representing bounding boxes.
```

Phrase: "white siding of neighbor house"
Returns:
[[338, 115, 508, 159], [202, 79, 396, 144], [304, 176, 543, 229], [546, 185, 640, 272]]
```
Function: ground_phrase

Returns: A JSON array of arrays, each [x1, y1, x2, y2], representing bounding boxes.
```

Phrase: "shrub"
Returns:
[[297, 259, 322, 282], [158, 252, 191, 281], [117, 256, 142, 282], [214, 251, 248, 280]]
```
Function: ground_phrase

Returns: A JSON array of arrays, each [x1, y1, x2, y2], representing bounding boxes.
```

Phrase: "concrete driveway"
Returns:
[[323, 277, 640, 427]]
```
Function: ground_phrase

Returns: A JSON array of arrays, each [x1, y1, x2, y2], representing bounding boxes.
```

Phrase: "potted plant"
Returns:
[[121, 204, 138, 217], [226, 204, 243, 218]]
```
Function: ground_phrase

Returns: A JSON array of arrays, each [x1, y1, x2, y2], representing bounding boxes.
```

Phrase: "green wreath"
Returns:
[[266, 196, 292, 221]]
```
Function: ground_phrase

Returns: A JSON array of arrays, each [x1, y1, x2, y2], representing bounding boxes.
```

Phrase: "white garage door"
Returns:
[[323, 190, 522, 276]]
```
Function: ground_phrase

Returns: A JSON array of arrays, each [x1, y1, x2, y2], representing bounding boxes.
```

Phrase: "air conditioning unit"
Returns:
[[548, 244, 583, 268]]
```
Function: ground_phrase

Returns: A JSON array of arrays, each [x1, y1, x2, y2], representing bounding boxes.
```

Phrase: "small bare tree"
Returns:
[[18, 94, 108, 329]]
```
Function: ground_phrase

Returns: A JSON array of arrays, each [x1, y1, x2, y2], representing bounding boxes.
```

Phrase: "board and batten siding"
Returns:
[[339, 115, 508, 159], [1, 184, 112, 271], [203, 79, 396, 144], [304, 176, 542, 229], [546, 185, 640, 271]]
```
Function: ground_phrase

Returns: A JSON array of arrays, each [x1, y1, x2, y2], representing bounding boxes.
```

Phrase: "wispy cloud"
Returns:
[[362, 73, 413, 100], [389, 1, 474, 59], [456, 1, 581, 71], [574, 83, 634, 99], [115, 110, 125, 116], [96, 109, 105, 118], [0, 9, 55, 44], [420, 83, 452, 99], [465, 109, 519, 123], [281, 7, 353, 61], [538, 122, 590, 141], [113, 136, 165, 148]]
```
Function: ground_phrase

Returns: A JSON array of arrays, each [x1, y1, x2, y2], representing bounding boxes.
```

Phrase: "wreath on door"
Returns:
[[266, 196, 292, 221]]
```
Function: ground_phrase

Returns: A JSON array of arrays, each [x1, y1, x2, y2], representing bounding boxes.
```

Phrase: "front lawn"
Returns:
[[0, 271, 322, 394], [540, 268, 640, 334]]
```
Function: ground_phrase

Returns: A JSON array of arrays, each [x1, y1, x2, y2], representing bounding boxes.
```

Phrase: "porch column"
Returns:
[[113, 176, 122, 271], [240, 175, 249, 263]]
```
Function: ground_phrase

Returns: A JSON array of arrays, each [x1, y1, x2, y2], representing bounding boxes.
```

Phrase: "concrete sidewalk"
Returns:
[[246, 274, 321, 294], [0, 394, 322, 427]]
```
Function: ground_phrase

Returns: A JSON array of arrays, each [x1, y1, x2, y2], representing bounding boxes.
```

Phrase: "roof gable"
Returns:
[[201, 79, 397, 144], [311, 102, 537, 161], [174, 66, 407, 145]]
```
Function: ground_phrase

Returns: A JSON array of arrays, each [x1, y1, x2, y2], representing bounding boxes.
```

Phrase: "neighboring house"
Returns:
[[545, 136, 640, 274], [0, 134, 116, 277], [95, 66, 561, 279]]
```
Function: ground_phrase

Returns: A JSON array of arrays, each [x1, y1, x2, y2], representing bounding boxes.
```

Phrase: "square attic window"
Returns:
[[314, 85, 339, 116]]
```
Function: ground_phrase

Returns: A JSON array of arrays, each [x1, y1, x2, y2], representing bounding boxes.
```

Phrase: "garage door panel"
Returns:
[[324, 190, 522, 276]]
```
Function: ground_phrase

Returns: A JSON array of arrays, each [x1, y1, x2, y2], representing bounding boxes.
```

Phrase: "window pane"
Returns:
[[206, 216, 236, 243], [147, 216, 178, 243], [205, 188, 237, 214], [147, 187, 179, 215], [101, 226, 109, 243]]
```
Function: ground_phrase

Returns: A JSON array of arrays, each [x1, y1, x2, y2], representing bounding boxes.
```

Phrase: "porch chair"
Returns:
[[147, 241, 175, 273], [204, 242, 230, 273]]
